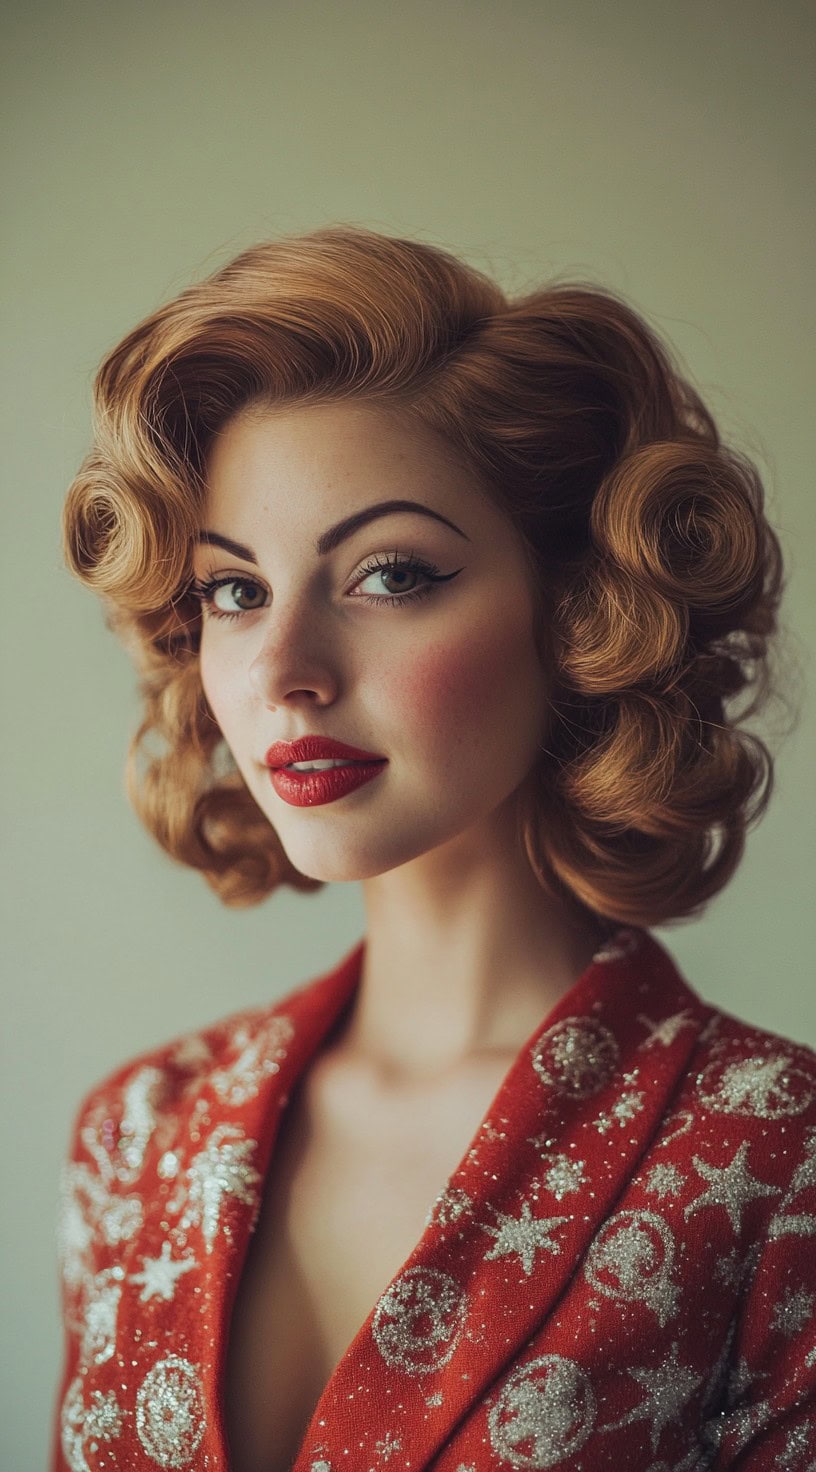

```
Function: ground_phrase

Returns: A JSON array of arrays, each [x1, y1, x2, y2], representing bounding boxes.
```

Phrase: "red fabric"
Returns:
[[52, 928, 816, 1470]]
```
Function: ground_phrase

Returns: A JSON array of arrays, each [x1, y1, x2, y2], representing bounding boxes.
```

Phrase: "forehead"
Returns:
[[202, 400, 486, 517]]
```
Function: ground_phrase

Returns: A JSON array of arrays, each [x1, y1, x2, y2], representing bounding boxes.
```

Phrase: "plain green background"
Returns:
[[2, 2, 814, 1466]]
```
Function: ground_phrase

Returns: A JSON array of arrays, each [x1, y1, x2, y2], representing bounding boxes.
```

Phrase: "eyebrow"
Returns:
[[196, 498, 470, 565]]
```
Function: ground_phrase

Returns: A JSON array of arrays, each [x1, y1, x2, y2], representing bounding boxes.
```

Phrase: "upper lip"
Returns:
[[264, 736, 387, 767]]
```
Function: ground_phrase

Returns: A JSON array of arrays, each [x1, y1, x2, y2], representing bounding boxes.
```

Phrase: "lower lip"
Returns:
[[268, 761, 387, 807]]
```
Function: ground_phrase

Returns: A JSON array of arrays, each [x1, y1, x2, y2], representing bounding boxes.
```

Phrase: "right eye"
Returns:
[[190, 576, 269, 620]]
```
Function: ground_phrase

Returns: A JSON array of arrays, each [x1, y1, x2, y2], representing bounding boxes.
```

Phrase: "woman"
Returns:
[[53, 226, 816, 1472]]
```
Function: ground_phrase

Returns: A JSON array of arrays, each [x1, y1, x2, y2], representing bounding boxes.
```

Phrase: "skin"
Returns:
[[194, 398, 608, 1085]]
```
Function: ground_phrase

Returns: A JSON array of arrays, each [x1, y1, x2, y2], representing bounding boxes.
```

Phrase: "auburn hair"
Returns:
[[62, 224, 784, 925]]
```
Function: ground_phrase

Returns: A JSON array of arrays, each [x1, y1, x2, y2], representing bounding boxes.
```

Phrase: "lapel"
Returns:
[[261, 929, 708, 1471], [59, 929, 711, 1471], [75, 942, 365, 1471]]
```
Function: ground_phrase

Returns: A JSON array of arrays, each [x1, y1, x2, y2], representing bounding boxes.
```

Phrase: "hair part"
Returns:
[[63, 224, 785, 924]]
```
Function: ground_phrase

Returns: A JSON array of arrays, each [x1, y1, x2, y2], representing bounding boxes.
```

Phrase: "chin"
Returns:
[[276, 841, 417, 886], [278, 808, 501, 887]]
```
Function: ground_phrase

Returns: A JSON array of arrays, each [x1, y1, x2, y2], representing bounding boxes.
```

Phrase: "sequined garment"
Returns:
[[51, 929, 816, 1470]]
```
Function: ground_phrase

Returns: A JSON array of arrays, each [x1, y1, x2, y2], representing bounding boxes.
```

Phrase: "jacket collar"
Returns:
[[189, 927, 708, 1468]]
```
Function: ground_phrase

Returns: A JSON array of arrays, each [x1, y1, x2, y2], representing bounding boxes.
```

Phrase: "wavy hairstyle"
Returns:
[[62, 225, 784, 924]]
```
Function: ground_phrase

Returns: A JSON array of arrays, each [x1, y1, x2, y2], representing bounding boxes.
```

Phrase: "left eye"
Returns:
[[355, 560, 426, 598], [350, 552, 457, 607]]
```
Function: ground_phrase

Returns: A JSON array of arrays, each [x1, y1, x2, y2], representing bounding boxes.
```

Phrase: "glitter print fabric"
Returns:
[[51, 931, 816, 1469]]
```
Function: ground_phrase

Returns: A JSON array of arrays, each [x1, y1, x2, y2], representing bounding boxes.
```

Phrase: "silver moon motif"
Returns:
[[372, 1265, 468, 1374], [135, 1355, 206, 1468], [531, 1018, 619, 1099], [584, 1210, 679, 1327], [697, 1053, 814, 1120], [488, 1354, 596, 1467]]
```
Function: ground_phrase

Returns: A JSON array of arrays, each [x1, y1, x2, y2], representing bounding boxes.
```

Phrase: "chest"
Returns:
[[223, 1052, 514, 1472]]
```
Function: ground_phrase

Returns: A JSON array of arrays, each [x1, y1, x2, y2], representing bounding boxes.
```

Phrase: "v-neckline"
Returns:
[[214, 926, 699, 1470]]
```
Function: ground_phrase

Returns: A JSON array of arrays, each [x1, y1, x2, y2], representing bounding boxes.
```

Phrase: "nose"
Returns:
[[247, 602, 340, 709]]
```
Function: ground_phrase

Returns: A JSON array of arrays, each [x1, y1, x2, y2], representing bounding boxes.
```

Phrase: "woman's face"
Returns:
[[194, 400, 550, 883]]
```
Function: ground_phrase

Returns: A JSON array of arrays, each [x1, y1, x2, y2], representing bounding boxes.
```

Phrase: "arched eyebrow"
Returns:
[[196, 498, 470, 566]]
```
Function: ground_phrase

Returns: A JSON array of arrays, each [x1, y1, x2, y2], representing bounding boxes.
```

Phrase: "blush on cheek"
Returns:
[[392, 629, 520, 735]]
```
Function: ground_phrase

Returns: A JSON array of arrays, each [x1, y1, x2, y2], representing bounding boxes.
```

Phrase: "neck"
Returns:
[[339, 799, 610, 1081]]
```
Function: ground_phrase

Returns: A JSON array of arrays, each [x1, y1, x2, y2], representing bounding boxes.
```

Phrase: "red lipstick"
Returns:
[[264, 735, 387, 808], [265, 736, 386, 767]]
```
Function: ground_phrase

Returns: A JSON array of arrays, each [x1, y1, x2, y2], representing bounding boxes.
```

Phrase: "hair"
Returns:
[[62, 224, 785, 926]]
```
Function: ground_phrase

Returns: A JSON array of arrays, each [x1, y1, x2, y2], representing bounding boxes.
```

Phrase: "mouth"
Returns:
[[281, 758, 380, 771], [265, 737, 386, 768], [268, 757, 387, 807]]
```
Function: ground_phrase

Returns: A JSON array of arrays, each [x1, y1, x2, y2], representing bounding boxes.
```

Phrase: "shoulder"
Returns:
[[622, 941, 816, 1303], [680, 997, 816, 1141], [64, 940, 366, 1152], [60, 967, 341, 1208], [635, 986, 816, 1325], [629, 929, 816, 1158], [55, 972, 328, 1313], [67, 973, 330, 1148]]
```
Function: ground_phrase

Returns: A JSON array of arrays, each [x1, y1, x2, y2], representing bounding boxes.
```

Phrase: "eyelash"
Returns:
[[189, 550, 456, 621]]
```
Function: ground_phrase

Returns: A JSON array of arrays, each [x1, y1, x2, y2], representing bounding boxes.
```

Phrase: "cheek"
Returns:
[[198, 648, 242, 738], [381, 616, 541, 755]]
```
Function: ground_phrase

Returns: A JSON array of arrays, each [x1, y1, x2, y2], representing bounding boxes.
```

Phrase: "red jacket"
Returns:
[[52, 928, 816, 1469]]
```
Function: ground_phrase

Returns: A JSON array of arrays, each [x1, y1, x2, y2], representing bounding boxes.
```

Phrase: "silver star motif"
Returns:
[[538, 1153, 586, 1201], [426, 1185, 472, 1228], [790, 1130, 816, 1195], [713, 1249, 745, 1290], [684, 1142, 778, 1234], [374, 1432, 402, 1461], [774, 1423, 813, 1468], [595, 1090, 644, 1133], [85, 1388, 125, 1441], [129, 1241, 198, 1303], [726, 1358, 771, 1428], [612, 1089, 645, 1123], [637, 1011, 695, 1048], [610, 1341, 703, 1451], [645, 1164, 686, 1199], [527, 1132, 557, 1152], [771, 1285, 814, 1338], [480, 1201, 567, 1276], [724, 1348, 754, 1395], [697, 1345, 772, 1455]]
